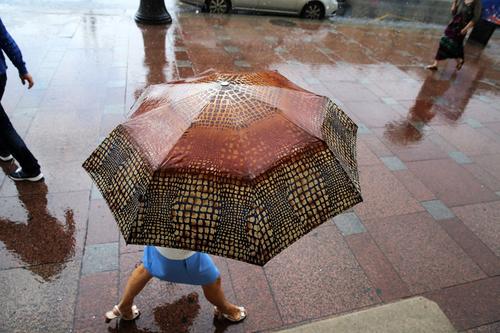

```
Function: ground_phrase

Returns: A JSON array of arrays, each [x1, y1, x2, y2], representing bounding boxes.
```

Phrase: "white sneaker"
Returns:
[[0, 154, 13, 162], [8, 167, 44, 182]]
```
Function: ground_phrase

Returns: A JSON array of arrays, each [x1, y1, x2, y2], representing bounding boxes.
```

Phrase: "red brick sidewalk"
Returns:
[[0, 1, 499, 332]]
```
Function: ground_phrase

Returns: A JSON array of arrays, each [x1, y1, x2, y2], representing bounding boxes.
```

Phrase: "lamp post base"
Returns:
[[135, 0, 172, 25]]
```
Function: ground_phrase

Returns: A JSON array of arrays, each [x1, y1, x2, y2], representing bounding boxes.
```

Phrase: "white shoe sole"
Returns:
[[0, 155, 13, 162], [9, 173, 44, 182]]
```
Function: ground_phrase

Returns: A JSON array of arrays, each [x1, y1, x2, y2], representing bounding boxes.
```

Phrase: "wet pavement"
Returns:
[[342, 0, 453, 24], [0, 0, 500, 332]]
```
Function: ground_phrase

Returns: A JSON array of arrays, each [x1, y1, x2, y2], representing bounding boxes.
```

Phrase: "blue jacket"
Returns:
[[0, 17, 28, 76]]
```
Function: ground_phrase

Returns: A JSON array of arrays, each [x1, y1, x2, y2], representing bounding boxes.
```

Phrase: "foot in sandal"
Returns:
[[214, 305, 247, 323], [105, 304, 140, 323]]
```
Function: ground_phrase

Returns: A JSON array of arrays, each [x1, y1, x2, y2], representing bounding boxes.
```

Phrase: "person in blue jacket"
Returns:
[[0, 17, 43, 181]]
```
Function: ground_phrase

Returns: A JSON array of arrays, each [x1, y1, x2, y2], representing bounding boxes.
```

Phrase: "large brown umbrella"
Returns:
[[83, 71, 362, 266]]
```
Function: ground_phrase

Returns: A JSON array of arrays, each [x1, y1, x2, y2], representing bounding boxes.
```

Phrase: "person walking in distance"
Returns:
[[426, 0, 482, 71], [0, 17, 43, 181]]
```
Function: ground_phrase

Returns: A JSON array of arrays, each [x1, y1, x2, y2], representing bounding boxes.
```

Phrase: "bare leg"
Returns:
[[116, 264, 152, 317], [202, 277, 242, 319]]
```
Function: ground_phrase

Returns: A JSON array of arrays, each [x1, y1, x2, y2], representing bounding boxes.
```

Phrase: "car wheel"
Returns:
[[301, 1, 325, 20], [205, 0, 231, 14]]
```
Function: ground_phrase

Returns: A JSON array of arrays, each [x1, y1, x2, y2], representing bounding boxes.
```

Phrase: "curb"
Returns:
[[275, 297, 457, 333]]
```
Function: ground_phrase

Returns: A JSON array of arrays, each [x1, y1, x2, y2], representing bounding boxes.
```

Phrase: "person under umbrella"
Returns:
[[426, 0, 482, 71], [104, 247, 246, 323], [86, 71, 362, 324]]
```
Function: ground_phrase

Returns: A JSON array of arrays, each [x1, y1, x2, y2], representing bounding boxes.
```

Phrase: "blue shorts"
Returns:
[[142, 246, 220, 286]]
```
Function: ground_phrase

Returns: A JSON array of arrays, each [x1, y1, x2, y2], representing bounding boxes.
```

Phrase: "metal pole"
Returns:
[[135, 0, 172, 25]]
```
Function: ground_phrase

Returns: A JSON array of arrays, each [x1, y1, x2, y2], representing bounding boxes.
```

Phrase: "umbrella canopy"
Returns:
[[83, 71, 362, 266]]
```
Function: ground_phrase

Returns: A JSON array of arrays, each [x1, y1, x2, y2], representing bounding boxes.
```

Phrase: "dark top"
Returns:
[[0, 17, 28, 76], [453, 0, 482, 24]]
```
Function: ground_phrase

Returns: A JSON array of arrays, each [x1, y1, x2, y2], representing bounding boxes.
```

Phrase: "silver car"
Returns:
[[181, 0, 338, 20]]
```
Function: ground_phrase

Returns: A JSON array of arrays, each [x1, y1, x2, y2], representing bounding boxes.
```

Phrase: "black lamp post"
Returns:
[[135, 0, 172, 24]]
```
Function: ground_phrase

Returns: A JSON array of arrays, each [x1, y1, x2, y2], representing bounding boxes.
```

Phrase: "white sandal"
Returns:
[[214, 306, 247, 323], [105, 305, 140, 323]]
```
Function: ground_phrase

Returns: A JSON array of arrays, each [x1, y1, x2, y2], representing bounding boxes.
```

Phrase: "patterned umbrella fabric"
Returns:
[[83, 71, 362, 266]]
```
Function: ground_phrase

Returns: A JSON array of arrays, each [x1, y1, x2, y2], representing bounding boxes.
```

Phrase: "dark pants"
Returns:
[[0, 73, 40, 174]]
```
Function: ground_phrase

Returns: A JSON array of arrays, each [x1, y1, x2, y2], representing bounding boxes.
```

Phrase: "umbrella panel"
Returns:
[[83, 71, 362, 265], [162, 112, 322, 179], [85, 125, 360, 265]]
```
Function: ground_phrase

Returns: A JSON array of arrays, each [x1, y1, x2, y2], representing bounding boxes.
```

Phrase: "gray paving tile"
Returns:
[[14, 107, 38, 118], [82, 242, 118, 275], [103, 104, 124, 115], [44, 50, 65, 62], [318, 47, 333, 54], [112, 61, 128, 67], [409, 120, 429, 133], [360, 78, 371, 85], [380, 156, 407, 171], [31, 80, 50, 90], [381, 97, 398, 105], [421, 200, 455, 220], [465, 118, 483, 128], [434, 96, 447, 106], [216, 35, 231, 41], [42, 60, 61, 69], [478, 95, 492, 103], [264, 36, 278, 44], [333, 212, 366, 236], [224, 46, 240, 53], [305, 77, 321, 85], [496, 191, 500, 197], [0, 261, 80, 333], [275, 47, 287, 54], [357, 122, 371, 134], [403, 77, 419, 85], [17, 89, 46, 108], [91, 185, 104, 200], [448, 151, 473, 164], [171, 34, 182, 42], [234, 60, 251, 68], [36, 67, 56, 79], [106, 80, 126, 88], [176, 60, 192, 68]]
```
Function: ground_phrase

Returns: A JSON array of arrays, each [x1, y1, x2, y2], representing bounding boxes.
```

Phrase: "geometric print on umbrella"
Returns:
[[83, 71, 362, 266]]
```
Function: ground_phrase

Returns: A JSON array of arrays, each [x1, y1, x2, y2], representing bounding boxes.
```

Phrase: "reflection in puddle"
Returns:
[[384, 45, 487, 146], [108, 292, 203, 333], [132, 21, 174, 103], [153, 292, 200, 333], [0, 165, 75, 281]]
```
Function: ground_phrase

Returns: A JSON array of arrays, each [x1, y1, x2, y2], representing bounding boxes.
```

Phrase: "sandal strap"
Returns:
[[216, 306, 246, 322], [113, 305, 121, 316], [105, 305, 121, 321]]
